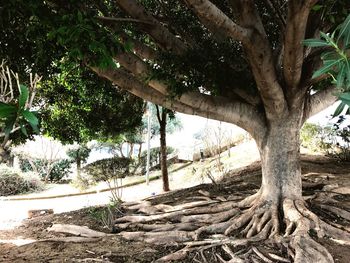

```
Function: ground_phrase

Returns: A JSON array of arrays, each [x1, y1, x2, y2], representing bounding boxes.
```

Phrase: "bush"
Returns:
[[0, 165, 43, 196], [139, 146, 175, 172], [19, 158, 72, 182], [71, 171, 96, 190], [84, 157, 132, 182], [85, 157, 132, 202], [301, 122, 350, 161]]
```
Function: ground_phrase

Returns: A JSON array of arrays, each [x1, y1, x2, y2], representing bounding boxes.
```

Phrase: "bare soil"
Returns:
[[1, 154, 350, 262]]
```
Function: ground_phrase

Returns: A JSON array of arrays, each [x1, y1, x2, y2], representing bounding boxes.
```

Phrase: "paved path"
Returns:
[[0, 141, 261, 231], [0, 176, 186, 230]]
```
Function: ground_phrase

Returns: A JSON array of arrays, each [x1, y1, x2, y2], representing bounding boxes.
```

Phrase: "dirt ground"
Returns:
[[1, 154, 350, 262]]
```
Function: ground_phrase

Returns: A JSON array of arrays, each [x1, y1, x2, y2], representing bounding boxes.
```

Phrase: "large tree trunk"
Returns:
[[159, 110, 170, 192], [259, 119, 302, 203]]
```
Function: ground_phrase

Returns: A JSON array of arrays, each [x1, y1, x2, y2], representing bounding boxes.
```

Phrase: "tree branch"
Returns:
[[91, 66, 266, 143], [183, 0, 251, 43], [304, 86, 337, 121], [283, 0, 316, 90], [118, 32, 158, 60], [115, 0, 187, 55], [229, 0, 287, 119], [262, 0, 286, 29], [96, 16, 153, 25]]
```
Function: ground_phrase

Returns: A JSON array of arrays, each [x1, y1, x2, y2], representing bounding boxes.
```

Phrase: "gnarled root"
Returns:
[[115, 194, 350, 262]]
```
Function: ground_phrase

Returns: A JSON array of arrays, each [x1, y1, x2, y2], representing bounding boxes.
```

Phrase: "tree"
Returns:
[[66, 144, 91, 180], [2, 0, 350, 261], [154, 105, 182, 192], [39, 64, 144, 177]]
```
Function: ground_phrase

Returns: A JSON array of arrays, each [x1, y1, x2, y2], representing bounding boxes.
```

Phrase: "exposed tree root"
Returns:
[[113, 192, 350, 262], [47, 224, 110, 238]]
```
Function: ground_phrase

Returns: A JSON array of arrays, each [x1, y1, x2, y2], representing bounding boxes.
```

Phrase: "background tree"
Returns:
[[39, 64, 144, 177], [154, 105, 182, 192], [1, 0, 350, 261]]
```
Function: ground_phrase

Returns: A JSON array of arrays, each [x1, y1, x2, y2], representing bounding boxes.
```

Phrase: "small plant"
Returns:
[[0, 164, 43, 196], [88, 200, 121, 232], [85, 157, 132, 203]]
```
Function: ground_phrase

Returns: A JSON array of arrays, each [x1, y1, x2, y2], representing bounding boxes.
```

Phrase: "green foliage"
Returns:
[[145, 105, 182, 138], [0, 0, 123, 72], [303, 14, 350, 115], [47, 10, 121, 68], [0, 165, 43, 196], [0, 85, 39, 137], [301, 123, 327, 152], [84, 157, 132, 182], [88, 201, 121, 232], [139, 146, 175, 171], [301, 122, 350, 160], [40, 65, 144, 144], [20, 158, 72, 182], [66, 145, 91, 164]]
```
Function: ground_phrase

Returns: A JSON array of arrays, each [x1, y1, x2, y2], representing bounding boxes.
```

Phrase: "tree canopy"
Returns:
[[40, 65, 144, 145], [1, 1, 350, 262]]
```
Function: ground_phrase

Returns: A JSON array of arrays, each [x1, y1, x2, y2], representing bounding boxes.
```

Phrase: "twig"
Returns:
[[97, 16, 153, 25]]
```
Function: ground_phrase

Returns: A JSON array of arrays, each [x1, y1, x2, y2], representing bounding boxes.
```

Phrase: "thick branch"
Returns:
[[229, 0, 287, 118], [91, 66, 266, 143], [119, 32, 158, 60], [184, 0, 250, 43], [304, 86, 337, 121], [115, 0, 187, 55], [283, 0, 316, 90]]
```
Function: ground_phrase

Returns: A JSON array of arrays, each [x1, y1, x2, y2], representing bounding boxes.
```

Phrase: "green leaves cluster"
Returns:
[[47, 10, 121, 68], [303, 14, 350, 116], [303, 15, 350, 89], [0, 85, 39, 137]]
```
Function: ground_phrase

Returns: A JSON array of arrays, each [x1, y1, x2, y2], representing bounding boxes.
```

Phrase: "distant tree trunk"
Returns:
[[138, 143, 142, 162], [128, 143, 134, 158], [76, 153, 82, 180], [156, 105, 170, 192], [0, 146, 11, 164]]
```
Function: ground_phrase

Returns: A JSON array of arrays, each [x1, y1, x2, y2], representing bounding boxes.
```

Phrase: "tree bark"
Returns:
[[0, 146, 11, 165], [157, 106, 170, 192], [76, 156, 81, 180], [258, 117, 302, 203]]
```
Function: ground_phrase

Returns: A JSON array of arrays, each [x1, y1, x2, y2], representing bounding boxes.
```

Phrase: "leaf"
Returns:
[[339, 92, 350, 106], [77, 11, 83, 23], [312, 4, 323, 11], [312, 59, 341, 79], [20, 123, 28, 137], [337, 14, 350, 44], [336, 64, 346, 88], [0, 102, 17, 118], [333, 102, 346, 117], [320, 32, 332, 42], [302, 39, 330, 47], [22, 110, 39, 126], [19, 84, 29, 109]]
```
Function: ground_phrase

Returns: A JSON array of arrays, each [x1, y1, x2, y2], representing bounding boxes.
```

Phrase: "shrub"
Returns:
[[301, 122, 350, 161], [139, 146, 175, 172], [84, 157, 132, 202], [19, 158, 72, 182], [0, 165, 43, 196], [71, 171, 95, 190]]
